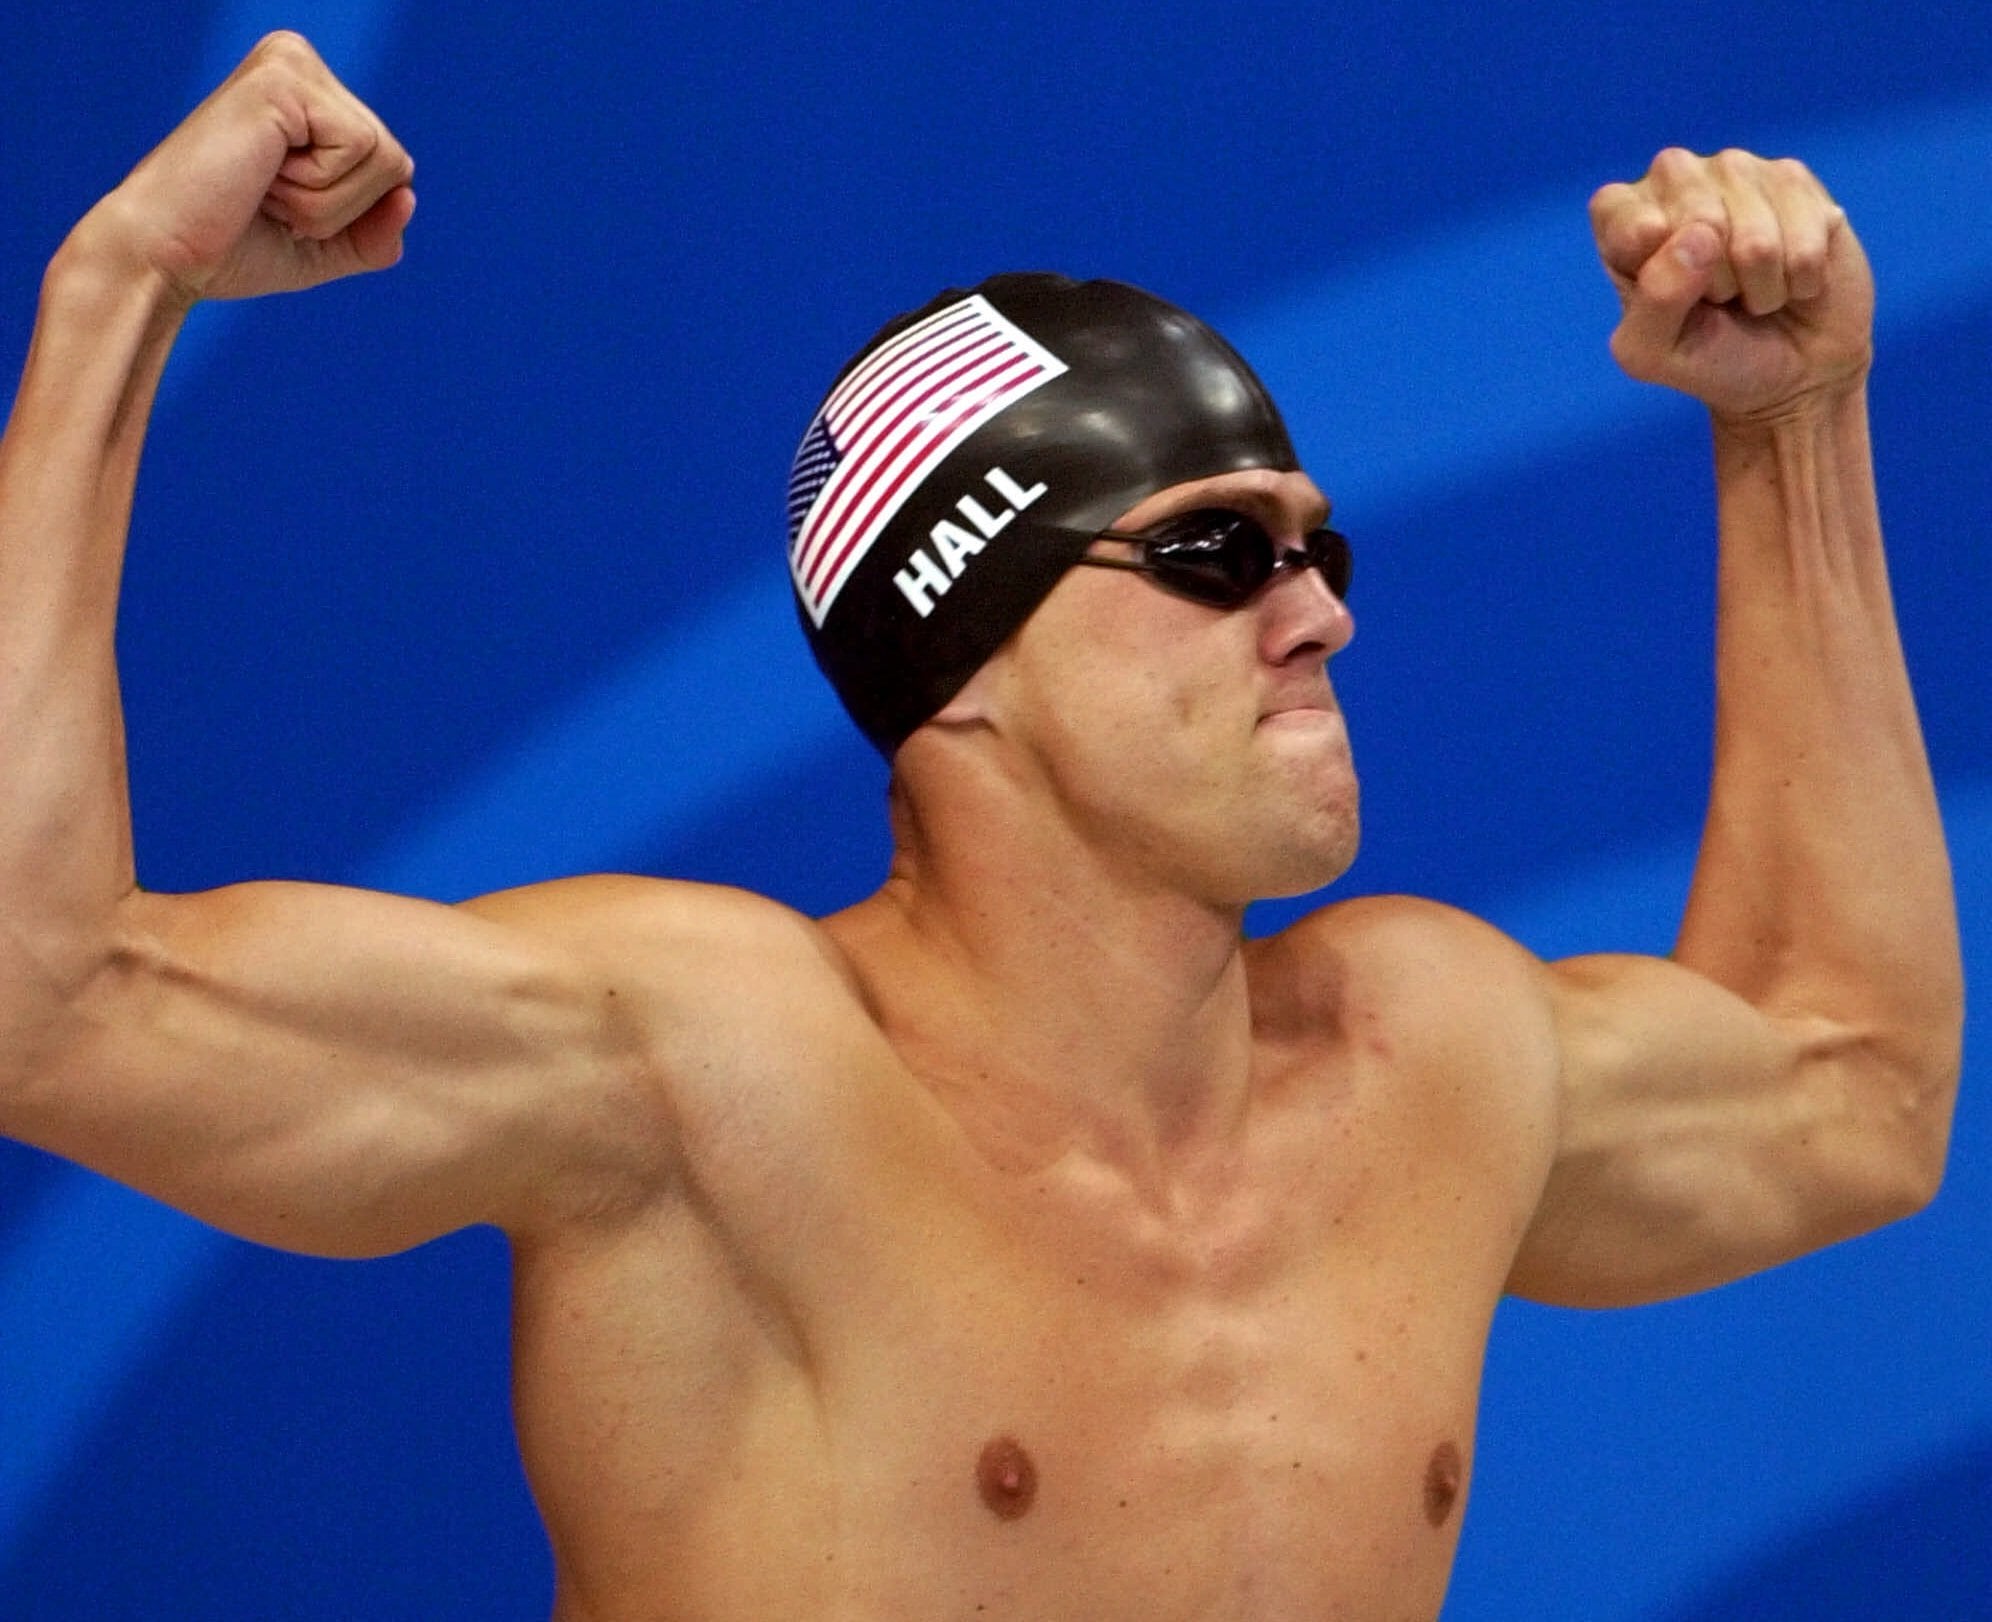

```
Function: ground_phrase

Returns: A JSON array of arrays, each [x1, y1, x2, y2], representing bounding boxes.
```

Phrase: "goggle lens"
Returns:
[[1085, 510, 1352, 608]]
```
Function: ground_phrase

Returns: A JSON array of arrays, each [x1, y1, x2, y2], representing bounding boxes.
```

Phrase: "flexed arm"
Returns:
[[0, 36, 705, 1257], [2, 34, 413, 986], [1509, 151, 1963, 1306]]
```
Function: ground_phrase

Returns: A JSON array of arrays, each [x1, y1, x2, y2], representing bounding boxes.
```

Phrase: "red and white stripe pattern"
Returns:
[[788, 294, 1067, 626]]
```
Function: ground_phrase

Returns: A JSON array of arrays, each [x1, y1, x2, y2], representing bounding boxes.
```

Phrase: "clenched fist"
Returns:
[[72, 32, 414, 306], [1591, 148, 1873, 425]]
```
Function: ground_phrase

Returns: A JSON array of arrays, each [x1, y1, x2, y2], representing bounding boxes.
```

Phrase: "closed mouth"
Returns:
[[1258, 705, 1343, 730]]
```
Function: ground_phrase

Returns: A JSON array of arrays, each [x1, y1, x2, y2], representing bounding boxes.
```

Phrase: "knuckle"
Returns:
[[1588, 181, 1628, 221], [1650, 146, 1703, 182], [1632, 202, 1675, 239], [1711, 145, 1759, 173], [1786, 243, 1828, 285], [254, 29, 315, 63], [1608, 326, 1656, 378], [1591, 183, 1664, 240], [1727, 230, 1779, 267]]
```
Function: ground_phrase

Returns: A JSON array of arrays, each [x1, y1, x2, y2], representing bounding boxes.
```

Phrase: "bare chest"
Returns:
[[803, 1137, 1494, 1619], [517, 1064, 1523, 1621]]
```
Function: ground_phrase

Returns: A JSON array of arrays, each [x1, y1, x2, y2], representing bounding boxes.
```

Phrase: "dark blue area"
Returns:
[[656, 732, 893, 915], [0, 1139, 63, 1246], [1663, 1438, 1992, 1622], [0, 1228, 546, 1618]]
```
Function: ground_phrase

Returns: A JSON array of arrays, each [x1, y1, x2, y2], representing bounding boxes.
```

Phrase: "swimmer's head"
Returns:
[[785, 273, 1299, 756]]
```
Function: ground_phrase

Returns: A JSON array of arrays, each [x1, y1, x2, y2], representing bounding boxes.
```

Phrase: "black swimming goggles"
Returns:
[[1073, 509, 1352, 609]]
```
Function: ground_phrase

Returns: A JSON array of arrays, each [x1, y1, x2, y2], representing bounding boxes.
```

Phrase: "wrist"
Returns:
[[1709, 371, 1869, 449], [16, 203, 195, 462], [47, 196, 199, 324]]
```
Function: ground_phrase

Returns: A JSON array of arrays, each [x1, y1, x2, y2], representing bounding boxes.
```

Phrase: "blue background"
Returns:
[[1, 2, 1987, 1616]]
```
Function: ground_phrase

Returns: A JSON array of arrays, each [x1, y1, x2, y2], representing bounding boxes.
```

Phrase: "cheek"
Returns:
[[1088, 616, 1244, 728], [1093, 662, 1238, 774], [1003, 590, 1256, 778], [1029, 666, 1222, 819], [1167, 666, 1225, 729]]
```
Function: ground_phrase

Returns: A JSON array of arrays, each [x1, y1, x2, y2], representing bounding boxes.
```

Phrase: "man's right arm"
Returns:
[[0, 34, 704, 1258]]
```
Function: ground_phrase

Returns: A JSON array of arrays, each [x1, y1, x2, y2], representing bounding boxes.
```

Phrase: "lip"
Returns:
[[1257, 705, 1343, 728], [1259, 693, 1341, 718]]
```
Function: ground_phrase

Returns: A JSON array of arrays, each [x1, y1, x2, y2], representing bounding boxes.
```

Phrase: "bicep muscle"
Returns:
[[1508, 952, 1927, 1308], [6, 877, 670, 1256]]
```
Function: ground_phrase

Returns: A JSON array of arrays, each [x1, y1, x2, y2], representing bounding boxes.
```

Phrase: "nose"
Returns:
[[1260, 555, 1355, 666]]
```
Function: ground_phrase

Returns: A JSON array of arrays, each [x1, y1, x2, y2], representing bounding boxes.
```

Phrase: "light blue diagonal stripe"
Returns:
[[3, 92, 1991, 1566], [1230, 97, 1992, 504]]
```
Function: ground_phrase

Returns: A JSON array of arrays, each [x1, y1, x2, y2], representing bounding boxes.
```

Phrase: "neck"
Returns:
[[828, 767, 1258, 1188]]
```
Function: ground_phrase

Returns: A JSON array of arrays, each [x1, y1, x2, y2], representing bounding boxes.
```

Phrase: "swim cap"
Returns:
[[785, 273, 1299, 756]]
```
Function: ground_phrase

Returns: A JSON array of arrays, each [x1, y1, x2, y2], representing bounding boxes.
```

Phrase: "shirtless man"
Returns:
[[0, 32, 1962, 1622]]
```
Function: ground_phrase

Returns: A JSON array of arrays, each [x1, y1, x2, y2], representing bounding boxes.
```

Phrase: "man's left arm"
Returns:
[[1508, 149, 1964, 1308]]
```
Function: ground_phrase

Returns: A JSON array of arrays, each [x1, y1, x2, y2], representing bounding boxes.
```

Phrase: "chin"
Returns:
[[1287, 773, 1362, 894], [1226, 795, 1361, 904], [1263, 829, 1360, 901]]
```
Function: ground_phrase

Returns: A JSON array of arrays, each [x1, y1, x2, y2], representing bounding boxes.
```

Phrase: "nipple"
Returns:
[[1423, 1441, 1462, 1527], [976, 1436, 1039, 1521]]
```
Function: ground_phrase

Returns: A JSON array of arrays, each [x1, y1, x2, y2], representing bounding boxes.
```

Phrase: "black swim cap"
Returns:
[[786, 273, 1299, 756]]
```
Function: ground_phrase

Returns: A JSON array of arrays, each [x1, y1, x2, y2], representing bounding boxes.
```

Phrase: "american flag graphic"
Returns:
[[786, 294, 1067, 626]]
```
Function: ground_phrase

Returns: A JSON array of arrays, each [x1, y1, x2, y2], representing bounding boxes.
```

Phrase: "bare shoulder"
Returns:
[[1252, 893, 1551, 1037], [459, 872, 886, 1138], [461, 871, 847, 978], [461, 872, 869, 1045], [1250, 895, 1563, 1155]]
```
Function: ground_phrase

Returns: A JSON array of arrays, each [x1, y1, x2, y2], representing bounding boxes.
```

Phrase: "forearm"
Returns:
[[1676, 386, 1962, 1076], [0, 217, 188, 1076]]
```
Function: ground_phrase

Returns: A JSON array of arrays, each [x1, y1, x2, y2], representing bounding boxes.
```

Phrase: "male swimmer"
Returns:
[[0, 33, 1962, 1622]]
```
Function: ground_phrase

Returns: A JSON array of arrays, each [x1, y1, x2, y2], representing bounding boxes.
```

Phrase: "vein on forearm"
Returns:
[[0, 244, 186, 992], [1678, 388, 1958, 1046]]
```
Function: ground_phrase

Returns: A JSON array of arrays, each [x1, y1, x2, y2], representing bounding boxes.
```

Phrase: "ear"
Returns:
[[929, 651, 1003, 730], [929, 687, 989, 729]]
